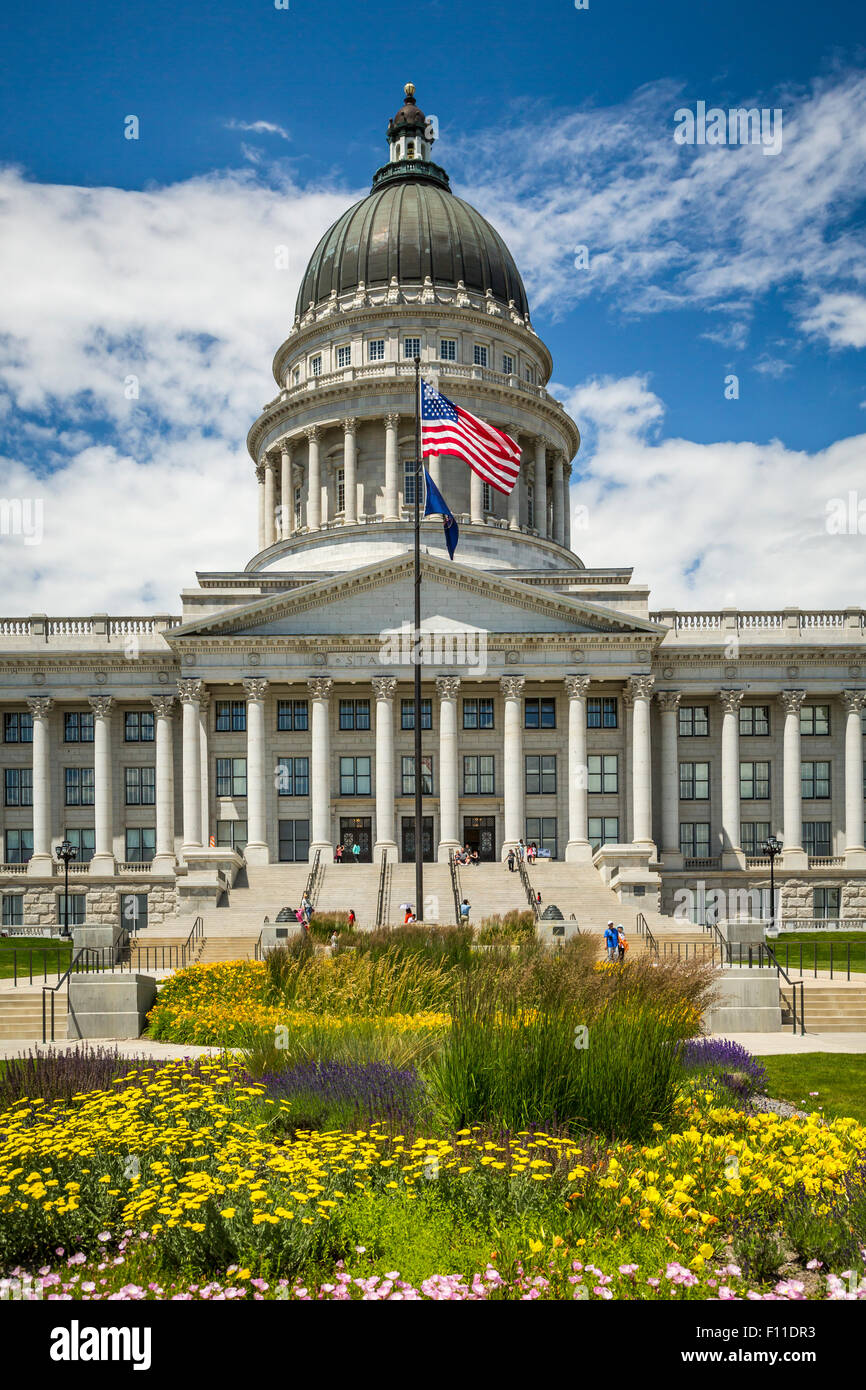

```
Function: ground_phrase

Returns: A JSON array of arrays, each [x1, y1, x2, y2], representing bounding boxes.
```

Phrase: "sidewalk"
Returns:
[[705, 1030, 866, 1054]]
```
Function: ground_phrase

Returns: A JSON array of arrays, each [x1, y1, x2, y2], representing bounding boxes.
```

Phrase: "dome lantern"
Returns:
[[387, 82, 434, 165]]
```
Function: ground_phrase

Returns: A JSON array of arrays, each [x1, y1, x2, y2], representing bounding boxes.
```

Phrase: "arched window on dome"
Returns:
[[406, 141, 415, 159], [336, 467, 345, 514], [527, 484, 535, 530], [294, 486, 302, 530], [482, 481, 492, 514]]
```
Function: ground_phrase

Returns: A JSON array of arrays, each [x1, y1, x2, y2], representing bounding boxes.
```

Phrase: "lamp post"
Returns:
[[761, 834, 783, 932], [56, 839, 77, 939]]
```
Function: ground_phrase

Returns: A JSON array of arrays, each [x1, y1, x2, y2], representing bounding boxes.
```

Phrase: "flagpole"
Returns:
[[413, 354, 424, 924]]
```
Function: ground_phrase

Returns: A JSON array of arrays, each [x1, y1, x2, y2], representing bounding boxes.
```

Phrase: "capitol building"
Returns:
[[1, 85, 865, 933]]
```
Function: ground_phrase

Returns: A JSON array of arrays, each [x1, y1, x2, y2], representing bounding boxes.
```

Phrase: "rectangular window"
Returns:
[[403, 458, 417, 507], [64, 711, 94, 742], [65, 767, 95, 806], [4, 711, 33, 743], [440, 338, 457, 361], [813, 886, 841, 918], [462, 697, 494, 730], [125, 827, 156, 864], [679, 823, 711, 857], [740, 760, 770, 800], [802, 760, 831, 799], [276, 699, 309, 731], [124, 710, 155, 742], [339, 699, 371, 731], [527, 484, 535, 529], [802, 822, 831, 856], [800, 704, 830, 736], [278, 818, 309, 863], [120, 893, 148, 931], [291, 366, 300, 387], [339, 756, 371, 796], [57, 894, 86, 927], [1, 894, 23, 926], [525, 365, 535, 383], [525, 754, 557, 795], [368, 339, 385, 361], [4, 767, 32, 807], [216, 820, 247, 852], [741, 821, 771, 855], [502, 353, 514, 375], [524, 697, 556, 729], [65, 828, 95, 863], [678, 706, 709, 737], [401, 755, 433, 796], [336, 465, 345, 513], [276, 756, 309, 797], [401, 698, 432, 730], [482, 480, 492, 512], [587, 696, 618, 729], [215, 758, 247, 798], [463, 754, 495, 795], [336, 344, 351, 368], [588, 816, 619, 851], [310, 354, 322, 377], [124, 766, 156, 806], [588, 754, 618, 794], [6, 829, 33, 864], [404, 337, 421, 359], [215, 700, 246, 733], [679, 762, 710, 800], [473, 344, 488, 367], [740, 705, 770, 736], [525, 816, 557, 857], [294, 486, 302, 529]]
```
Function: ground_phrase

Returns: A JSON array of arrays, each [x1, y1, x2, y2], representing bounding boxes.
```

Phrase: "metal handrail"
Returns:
[[11, 944, 69, 987], [634, 911, 658, 956], [41, 946, 117, 1043], [761, 938, 806, 1036], [183, 915, 204, 962], [517, 858, 540, 920], [304, 849, 322, 907], [375, 856, 389, 929], [447, 850, 462, 926], [719, 937, 806, 1036], [254, 930, 264, 963]]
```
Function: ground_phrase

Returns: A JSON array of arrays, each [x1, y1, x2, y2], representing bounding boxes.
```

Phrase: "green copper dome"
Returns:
[[295, 170, 530, 320]]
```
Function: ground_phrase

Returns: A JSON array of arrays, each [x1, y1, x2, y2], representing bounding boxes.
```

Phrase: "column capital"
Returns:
[[255, 462, 266, 484], [262, 451, 278, 473], [88, 695, 114, 719], [177, 678, 204, 704], [500, 674, 525, 700], [279, 439, 293, 460], [150, 695, 176, 718], [841, 688, 866, 714], [304, 424, 320, 443], [564, 674, 591, 700], [656, 689, 681, 713], [307, 677, 333, 701], [243, 678, 269, 701], [26, 696, 53, 718], [197, 687, 211, 712], [372, 675, 398, 701], [780, 688, 807, 715], [717, 688, 745, 714], [342, 417, 358, 437], [384, 413, 400, 430], [436, 675, 461, 700], [627, 673, 655, 701]]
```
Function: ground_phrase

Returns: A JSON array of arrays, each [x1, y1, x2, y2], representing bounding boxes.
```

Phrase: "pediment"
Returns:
[[169, 554, 664, 642]]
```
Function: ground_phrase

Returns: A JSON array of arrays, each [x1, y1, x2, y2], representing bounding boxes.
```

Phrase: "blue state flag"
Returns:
[[423, 467, 459, 560]]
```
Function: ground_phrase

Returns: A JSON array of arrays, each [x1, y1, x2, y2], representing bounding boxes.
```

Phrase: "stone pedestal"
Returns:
[[704, 969, 782, 1033], [68, 973, 158, 1040]]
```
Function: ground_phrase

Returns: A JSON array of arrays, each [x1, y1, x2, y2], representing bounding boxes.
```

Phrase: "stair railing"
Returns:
[[447, 851, 462, 926], [41, 946, 116, 1044], [375, 856, 389, 929], [634, 911, 658, 957], [517, 858, 540, 920], [304, 848, 322, 908]]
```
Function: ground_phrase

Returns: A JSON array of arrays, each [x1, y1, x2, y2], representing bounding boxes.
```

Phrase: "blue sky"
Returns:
[[0, 0, 864, 611]]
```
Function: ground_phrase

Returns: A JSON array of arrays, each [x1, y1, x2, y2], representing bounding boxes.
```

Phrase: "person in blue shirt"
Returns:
[[603, 920, 619, 962]]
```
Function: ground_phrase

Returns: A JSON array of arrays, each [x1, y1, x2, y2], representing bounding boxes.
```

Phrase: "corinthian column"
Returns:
[[628, 674, 655, 849], [842, 690, 866, 867], [780, 689, 807, 867], [470, 469, 484, 524], [436, 676, 461, 860], [280, 444, 293, 539], [656, 690, 682, 864], [256, 463, 266, 551], [198, 688, 211, 848], [384, 415, 400, 520], [263, 454, 277, 547], [372, 677, 398, 863], [27, 696, 53, 875], [719, 689, 745, 866], [308, 678, 333, 858], [178, 679, 203, 856], [89, 696, 115, 874], [500, 675, 525, 856], [151, 696, 177, 872], [507, 439, 522, 531], [305, 426, 321, 530], [564, 675, 591, 862], [534, 438, 548, 537], [343, 418, 357, 524], [243, 679, 269, 865], [551, 451, 566, 545]]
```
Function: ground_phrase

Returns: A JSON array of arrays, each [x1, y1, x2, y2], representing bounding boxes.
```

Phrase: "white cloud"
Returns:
[[566, 375, 866, 609], [800, 293, 866, 349], [225, 119, 291, 141]]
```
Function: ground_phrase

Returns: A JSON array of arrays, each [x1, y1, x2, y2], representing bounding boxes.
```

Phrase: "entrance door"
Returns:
[[463, 816, 496, 861], [340, 817, 372, 862], [401, 816, 434, 862], [278, 819, 310, 863]]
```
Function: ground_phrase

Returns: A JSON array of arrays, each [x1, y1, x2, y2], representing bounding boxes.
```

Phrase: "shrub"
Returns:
[[352, 925, 475, 971], [0, 1046, 167, 1108], [475, 912, 536, 946], [259, 1060, 425, 1131], [679, 1037, 767, 1100]]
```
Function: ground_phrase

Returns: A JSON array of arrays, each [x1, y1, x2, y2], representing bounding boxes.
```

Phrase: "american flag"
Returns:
[[420, 379, 521, 495]]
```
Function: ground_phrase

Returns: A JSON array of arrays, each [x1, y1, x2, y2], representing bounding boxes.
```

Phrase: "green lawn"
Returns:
[[770, 931, 866, 975], [755, 1053, 866, 1125], [0, 938, 71, 982]]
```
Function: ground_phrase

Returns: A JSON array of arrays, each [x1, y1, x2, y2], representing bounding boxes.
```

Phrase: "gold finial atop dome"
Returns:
[[404, 82, 415, 98]]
